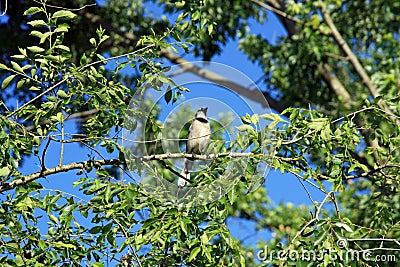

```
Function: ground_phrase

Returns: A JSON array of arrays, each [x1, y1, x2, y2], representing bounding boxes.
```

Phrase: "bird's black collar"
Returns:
[[195, 117, 208, 123]]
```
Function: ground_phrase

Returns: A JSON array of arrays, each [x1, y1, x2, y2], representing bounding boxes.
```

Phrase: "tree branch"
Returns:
[[0, 152, 266, 193], [317, 63, 353, 106], [263, 0, 300, 36], [80, 11, 283, 112], [0, 159, 121, 193], [138, 152, 257, 162], [158, 49, 273, 108], [252, 0, 352, 110], [319, 2, 379, 100], [251, 0, 302, 25]]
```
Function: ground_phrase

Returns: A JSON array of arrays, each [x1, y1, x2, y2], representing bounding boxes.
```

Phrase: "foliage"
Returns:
[[0, 0, 399, 266]]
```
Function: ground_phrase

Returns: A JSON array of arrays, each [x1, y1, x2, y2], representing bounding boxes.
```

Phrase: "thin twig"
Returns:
[[114, 218, 143, 267], [41, 137, 51, 172], [329, 192, 341, 219], [32, 0, 96, 11], [325, 52, 348, 61], [295, 176, 315, 204], [287, 191, 335, 248], [250, 0, 302, 24], [347, 238, 400, 246], [156, 158, 191, 184], [58, 121, 65, 167], [0, 100, 9, 111], [25, 108, 99, 131], [6, 76, 71, 119], [286, 169, 327, 194]]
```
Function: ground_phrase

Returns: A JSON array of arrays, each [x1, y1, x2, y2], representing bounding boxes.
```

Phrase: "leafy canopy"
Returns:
[[0, 0, 399, 266]]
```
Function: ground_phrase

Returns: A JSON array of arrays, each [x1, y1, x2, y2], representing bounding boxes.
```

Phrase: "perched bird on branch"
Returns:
[[178, 107, 211, 187]]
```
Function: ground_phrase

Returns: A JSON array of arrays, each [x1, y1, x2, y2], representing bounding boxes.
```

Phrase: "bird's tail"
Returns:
[[178, 159, 194, 186]]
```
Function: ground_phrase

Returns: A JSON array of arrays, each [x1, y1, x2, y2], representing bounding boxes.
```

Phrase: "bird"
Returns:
[[178, 107, 211, 187]]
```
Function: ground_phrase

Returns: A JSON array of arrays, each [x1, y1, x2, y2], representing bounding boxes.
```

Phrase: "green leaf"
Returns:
[[2, 74, 16, 89], [251, 113, 259, 125], [192, 10, 201, 21], [240, 115, 251, 124], [251, 140, 260, 152], [106, 231, 116, 247], [301, 226, 314, 237], [39, 32, 52, 44], [29, 86, 41, 91], [27, 46, 45, 53], [0, 63, 10, 70], [188, 246, 201, 262], [80, 53, 87, 65], [60, 204, 75, 225], [335, 222, 353, 233], [314, 230, 327, 246], [176, 12, 185, 24], [49, 214, 59, 224], [5, 242, 19, 252], [30, 30, 44, 39], [180, 219, 188, 236], [57, 90, 69, 99], [11, 61, 24, 74], [89, 226, 102, 234], [173, 91, 181, 103], [10, 54, 26, 60], [239, 255, 246, 267], [55, 27, 69, 33], [16, 79, 26, 89], [164, 86, 172, 103], [24, 7, 43, 16], [175, 1, 186, 9], [27, 20, 47, 27], [309, 118, 328, 131], [18, 47, 27, 57], [52, 10, 77, 20], [15, 255, 24, 266], [89, 38, 97, 47], [208, 24, 214, 35], [0, 166, 10, 176], [56, 112, 64, 122], [200, 232, 209, 245], [54, 242, 76, 249], [204, 246, 212, 262], [236, 125, 254, 132], [260, 113, 285, 122], [99, 34, 109, 44], [227, 188, 237, 205]]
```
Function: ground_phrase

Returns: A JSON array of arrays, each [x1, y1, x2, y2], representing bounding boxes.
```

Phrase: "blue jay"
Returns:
[[178, 107, 211, 186]]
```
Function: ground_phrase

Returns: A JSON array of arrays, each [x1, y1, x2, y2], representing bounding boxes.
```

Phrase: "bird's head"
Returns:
[[195, 107, 208, 120]]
